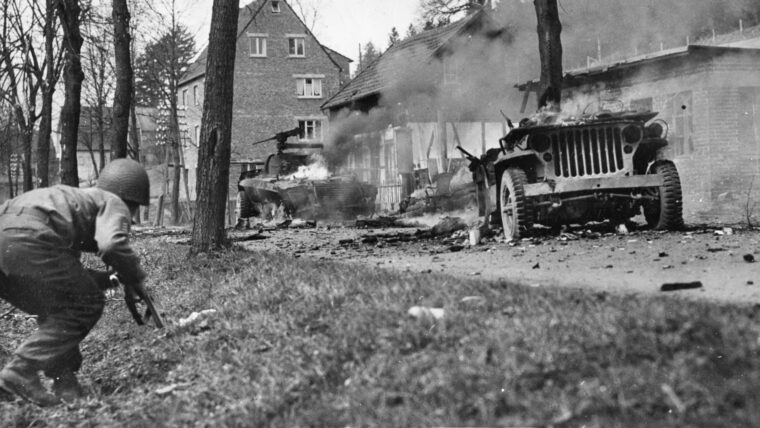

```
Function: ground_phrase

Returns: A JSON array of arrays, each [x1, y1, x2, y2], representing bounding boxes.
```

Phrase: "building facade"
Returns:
[[178, 0, 351, 209], [322, 8, 510, 211]]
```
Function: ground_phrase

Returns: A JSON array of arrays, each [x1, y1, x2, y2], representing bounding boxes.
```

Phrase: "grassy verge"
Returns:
[[2, 235, 760, 427]]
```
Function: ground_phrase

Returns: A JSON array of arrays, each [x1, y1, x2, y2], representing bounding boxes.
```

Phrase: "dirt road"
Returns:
[[232, 220, 760, 305]]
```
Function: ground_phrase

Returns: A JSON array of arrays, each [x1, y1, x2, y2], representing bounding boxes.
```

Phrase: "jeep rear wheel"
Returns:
[[644, 160, 684, 230], [500, 167, 532, 240]]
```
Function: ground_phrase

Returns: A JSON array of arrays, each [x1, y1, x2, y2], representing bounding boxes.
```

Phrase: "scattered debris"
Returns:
[[231, 232, 268, 242], [460, 296, 486, 305], [155, 383, 190, 396], [661, 384, 686, 414], [660, 282, 703, 292], [407, 306, 445, 320], [430, 216, 467, 237], [356, 216, 408, 229], [469, 228, 481, 246], [177, 309, 218, 329], [658, 252, 669, 257], [532, 262, 540, 269]]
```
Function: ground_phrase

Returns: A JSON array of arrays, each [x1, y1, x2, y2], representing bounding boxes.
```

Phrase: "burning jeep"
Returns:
[[466, 110, 683, 239], [237, 127, 377, 220]]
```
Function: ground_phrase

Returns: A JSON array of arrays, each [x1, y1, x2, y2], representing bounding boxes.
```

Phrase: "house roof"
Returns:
[[321, 10, 491, 111], [179, 0, 349, 86], [321, 45, 352, 64], [517, 44, 760, 91]]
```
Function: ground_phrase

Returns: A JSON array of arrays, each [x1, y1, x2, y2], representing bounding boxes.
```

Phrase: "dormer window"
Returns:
[[271, 1, 280, 13]]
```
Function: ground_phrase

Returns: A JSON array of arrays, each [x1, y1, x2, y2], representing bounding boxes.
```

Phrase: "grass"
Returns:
[[2, 233, 760, 427]]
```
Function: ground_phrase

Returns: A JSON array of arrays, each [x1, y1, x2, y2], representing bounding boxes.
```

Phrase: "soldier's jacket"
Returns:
[[0, 185, 146, 285]]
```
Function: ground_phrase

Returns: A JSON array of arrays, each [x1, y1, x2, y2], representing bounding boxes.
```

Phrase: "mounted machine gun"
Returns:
[[251, 127, 324, 176]]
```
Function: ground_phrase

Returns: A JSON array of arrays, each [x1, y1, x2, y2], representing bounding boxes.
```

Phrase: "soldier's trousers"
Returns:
[[0, 211, 105, 378]]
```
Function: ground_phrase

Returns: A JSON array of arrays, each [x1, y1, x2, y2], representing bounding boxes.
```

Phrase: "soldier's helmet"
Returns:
[[97, 158, 150, 206]]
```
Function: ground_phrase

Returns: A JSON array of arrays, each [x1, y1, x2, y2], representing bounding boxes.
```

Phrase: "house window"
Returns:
[[271, 0, 280, 13], [667, 91, 693, 156], [248, 34, 267, 57], [443, 57, 459, 84], [298, 119, 323, 141], [193, 85, 198, 105], [288, 36, 305, 57], [195, 125, 200, 144], [295, 75, 323, 98], [182, 89, 187, 106], [630, 97, 653, 112]]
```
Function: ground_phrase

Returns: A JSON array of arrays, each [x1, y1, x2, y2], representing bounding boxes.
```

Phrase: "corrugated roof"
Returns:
[[695, 22, 760, 47], [321, 10, 487, 110], [517, 44, 760, 90]]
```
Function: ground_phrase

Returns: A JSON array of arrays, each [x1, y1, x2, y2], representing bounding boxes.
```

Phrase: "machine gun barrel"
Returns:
[[456, 145, 479, 163], [282, 142, 324, 150], [252, 126, 304, 146]]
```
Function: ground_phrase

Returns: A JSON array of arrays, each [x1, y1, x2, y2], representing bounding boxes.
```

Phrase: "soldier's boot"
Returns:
[[0, 359, 60, 407], [52, 370, 85, 402]]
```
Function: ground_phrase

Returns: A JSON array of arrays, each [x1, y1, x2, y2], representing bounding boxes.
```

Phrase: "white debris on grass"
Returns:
[[407, 306, 445, 320], [177, 309, 218, 328]]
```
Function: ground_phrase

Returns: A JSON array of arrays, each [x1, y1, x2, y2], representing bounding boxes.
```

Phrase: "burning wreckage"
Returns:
[[463, 109, 684, 239], [237, 127, 377, 221]]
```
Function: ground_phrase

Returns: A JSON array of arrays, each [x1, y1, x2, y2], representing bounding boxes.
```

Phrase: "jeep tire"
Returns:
[[644, 160, 684, 230], [500, 167, 533, 240]]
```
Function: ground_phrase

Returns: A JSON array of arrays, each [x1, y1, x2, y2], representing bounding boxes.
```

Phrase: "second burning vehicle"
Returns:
[[237, 127, 377, 221]]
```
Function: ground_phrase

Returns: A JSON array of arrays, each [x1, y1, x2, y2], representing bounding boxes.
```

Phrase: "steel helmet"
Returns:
[[97, 158, 150, 205]]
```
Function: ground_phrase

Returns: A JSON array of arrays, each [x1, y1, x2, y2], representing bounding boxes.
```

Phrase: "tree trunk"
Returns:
[[170, 99, 181, 224], [22, 128, 33, 191], [37, 0, 57, 188], [190, 0, 239, 253], [128, 91, 139, 158], [534, 0, 563, 110], [111, 0, 131, 160], [97, 104, 105, 172], [57, 0, 84, 187]]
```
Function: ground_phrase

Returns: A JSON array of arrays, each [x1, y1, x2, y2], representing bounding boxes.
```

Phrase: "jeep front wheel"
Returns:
[[644, 160, 684, 230], [500, 167, 532, 240]]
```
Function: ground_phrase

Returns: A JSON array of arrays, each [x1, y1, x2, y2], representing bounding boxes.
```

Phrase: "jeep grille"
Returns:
[[551, 126, 625, 177]]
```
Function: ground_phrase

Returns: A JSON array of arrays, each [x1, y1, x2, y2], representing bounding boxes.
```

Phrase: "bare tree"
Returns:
[[290, 0, 318, 31], [111, 0, 131, 158], [82, 6, 114, 177], [136, 0, 196, 224], [190, 0, 239, 253], [38, 0, 64, 187], [0, 0, 63, 191], [57, 0, 85, 187]]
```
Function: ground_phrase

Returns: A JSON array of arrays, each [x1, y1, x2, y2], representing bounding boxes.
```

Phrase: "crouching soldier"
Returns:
[[0, 158, 150, 406]]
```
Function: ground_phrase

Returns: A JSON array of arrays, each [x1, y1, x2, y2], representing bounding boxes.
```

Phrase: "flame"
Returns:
[[285, 153, 331, 181]]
